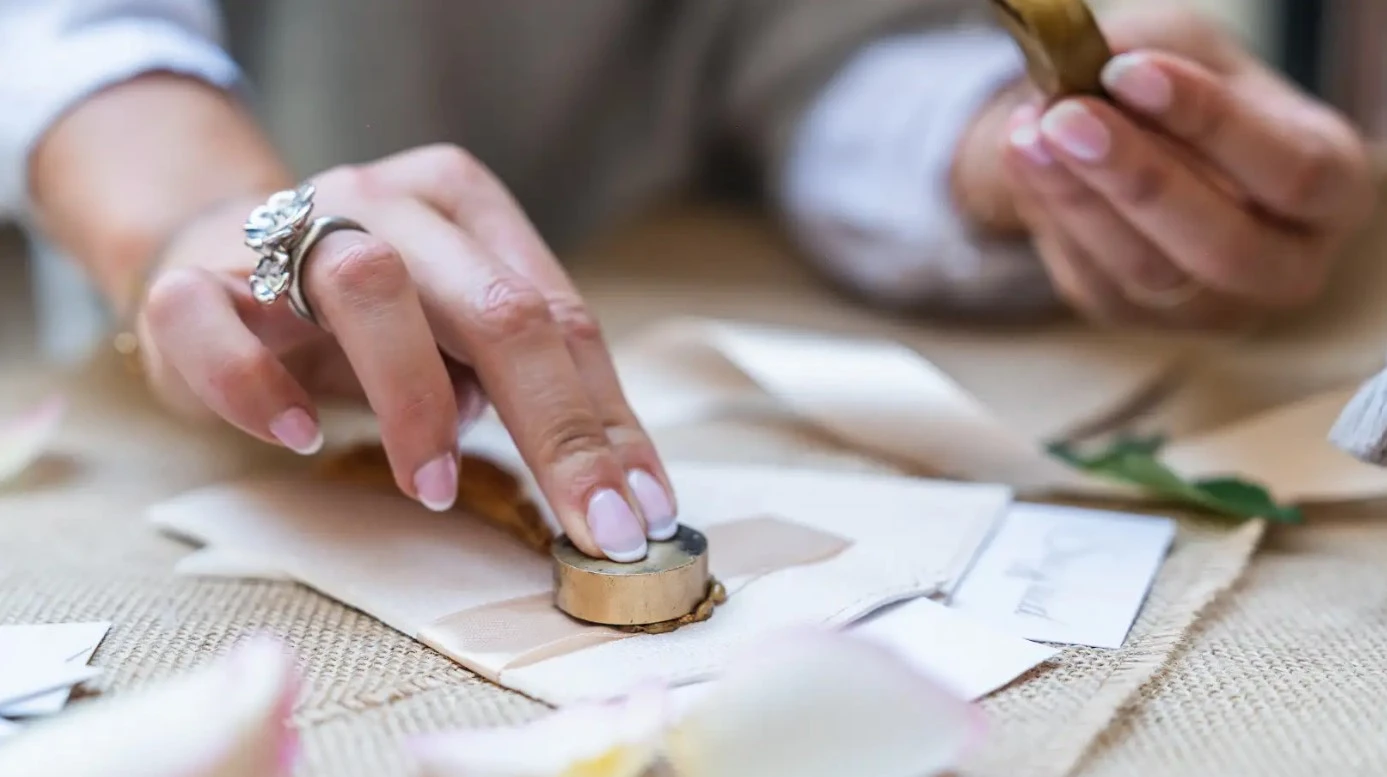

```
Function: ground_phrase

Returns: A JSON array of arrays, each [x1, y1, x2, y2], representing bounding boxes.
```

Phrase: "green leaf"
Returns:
[[1047, 435, 1303, 525]]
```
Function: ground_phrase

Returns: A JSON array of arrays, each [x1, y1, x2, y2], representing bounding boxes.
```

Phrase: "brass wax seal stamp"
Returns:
[[990, 0, 1113, 98], [320, 444, 725, 632], [552, 525, 723, 632]]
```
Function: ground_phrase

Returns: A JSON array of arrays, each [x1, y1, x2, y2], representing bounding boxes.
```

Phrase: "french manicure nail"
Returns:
[[1009, 123, 1055, 166], [587, 489, 648, 562], [278, 727, 301, 775], [1102, 53, 1172, 113], [628, 470, 678, 540], [1007, 102, 1042, 129], [456, 388, 487, 439], [1040, 102, 1111, 162], [268, 408, 323, 455], [414, 453, 458, 512]]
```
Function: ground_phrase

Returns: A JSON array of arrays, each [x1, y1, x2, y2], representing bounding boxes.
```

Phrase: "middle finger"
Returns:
[[1037, 97, 1324, 308], [1007, 108, 1190, 299], [1007, 117, 1253, 329], [373, 145, 679, 541], [367, 199, 650, 562]]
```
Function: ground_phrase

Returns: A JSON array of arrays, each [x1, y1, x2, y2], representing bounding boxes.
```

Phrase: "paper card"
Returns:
[[0, 718, 19, 738], [0, 663, 102, 714], [1162, 386, 1387, 504], [0, 622, 109, 717], [947, 504, 1176, 649], [850, 598, 1059, 700], [662, 597, 1057, 716]]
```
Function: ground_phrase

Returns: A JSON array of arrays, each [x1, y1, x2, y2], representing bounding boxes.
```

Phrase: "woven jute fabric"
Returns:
[[0, 349, 1261, 777], [1079, 508, 1387, 777], [968, 519, 1263, 777]]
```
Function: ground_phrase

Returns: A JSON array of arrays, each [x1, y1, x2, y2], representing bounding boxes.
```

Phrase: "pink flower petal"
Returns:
[[666, 628, 984, 777], [0, 636, 298, 777], [412, 684, 670, 777], [0, 396, 65, 485]]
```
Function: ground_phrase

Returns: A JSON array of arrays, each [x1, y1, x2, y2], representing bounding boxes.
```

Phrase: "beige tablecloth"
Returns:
[[3, 192, 1387, 776]]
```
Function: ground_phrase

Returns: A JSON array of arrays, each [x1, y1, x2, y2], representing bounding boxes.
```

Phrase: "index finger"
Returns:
[[1100, 50, 1374, 226]]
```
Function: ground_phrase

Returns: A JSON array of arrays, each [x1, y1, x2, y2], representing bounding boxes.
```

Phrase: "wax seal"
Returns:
[[990, 0, 1113, 98], [552, 525, 717, 628], [316, 445, 555, 554]]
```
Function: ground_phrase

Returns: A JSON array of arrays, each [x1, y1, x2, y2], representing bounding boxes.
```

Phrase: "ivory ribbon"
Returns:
[[613, 319, 1115, 492], [417, 516, 852, 684], [611, 319, 1387, 504]]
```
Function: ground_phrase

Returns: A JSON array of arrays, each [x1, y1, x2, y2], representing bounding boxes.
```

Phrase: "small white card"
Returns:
[[0, 622, 110, 717], [947, 504, 1176, 649], [850, 597, 1059, 699], [665, 597, 1058, 714]]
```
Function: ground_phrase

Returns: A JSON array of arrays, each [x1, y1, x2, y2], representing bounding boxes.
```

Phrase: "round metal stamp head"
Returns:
[[552, 525, 710, 626]]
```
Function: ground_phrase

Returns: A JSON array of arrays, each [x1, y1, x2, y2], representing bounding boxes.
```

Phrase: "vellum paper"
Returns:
[[149, 451, 1011, 705]]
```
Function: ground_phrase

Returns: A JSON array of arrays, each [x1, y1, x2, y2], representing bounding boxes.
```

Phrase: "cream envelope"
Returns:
[[148, 460, 1010, 706]]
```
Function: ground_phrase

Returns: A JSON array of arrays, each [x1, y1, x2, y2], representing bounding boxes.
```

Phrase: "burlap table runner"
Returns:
[[1076, 508, 1387, 777]]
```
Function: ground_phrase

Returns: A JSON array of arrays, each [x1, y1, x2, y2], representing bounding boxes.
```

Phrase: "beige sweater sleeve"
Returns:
[[707, 0, 977, 178]]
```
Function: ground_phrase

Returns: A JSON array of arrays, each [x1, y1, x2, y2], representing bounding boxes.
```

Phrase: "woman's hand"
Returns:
[[965, 7, 1377, 329], [134, 144, 675, 562]]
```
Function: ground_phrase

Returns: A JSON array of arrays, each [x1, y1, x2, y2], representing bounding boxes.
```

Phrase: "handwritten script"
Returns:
[[948, 504, 1176, 648]]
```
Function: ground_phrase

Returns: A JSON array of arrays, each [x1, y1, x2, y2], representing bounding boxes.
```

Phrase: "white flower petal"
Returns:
[[0, 636, 298, 777], [666, 629, 983, 777], [0, 396, 65, 485], [413, 685, 670, 777]]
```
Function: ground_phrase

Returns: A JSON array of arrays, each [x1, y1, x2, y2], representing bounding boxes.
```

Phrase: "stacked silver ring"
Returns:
[[244, 183, 366, 325]]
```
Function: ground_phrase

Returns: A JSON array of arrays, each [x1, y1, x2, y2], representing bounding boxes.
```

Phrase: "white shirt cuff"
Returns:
[[0, 17, 241, 220], [778, 27, 1059, 317]]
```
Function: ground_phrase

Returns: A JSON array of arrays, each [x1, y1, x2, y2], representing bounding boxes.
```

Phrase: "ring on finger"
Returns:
[[1124, 277, 1202, 309], [243, 184, 369, 325]]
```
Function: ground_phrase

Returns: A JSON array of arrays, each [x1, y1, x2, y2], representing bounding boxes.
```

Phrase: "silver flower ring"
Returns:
[[243, 184, 367, 325]]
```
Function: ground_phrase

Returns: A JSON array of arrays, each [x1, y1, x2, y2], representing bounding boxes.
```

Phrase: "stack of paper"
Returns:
[[0, 622, 110, 736], [148, 437, 1178, 707]]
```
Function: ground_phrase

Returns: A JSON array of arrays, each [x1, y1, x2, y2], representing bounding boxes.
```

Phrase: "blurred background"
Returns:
[[1, 0, 1383, 365]]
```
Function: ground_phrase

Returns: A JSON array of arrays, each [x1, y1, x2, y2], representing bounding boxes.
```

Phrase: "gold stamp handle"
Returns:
[[990, 0, 1113, 99]]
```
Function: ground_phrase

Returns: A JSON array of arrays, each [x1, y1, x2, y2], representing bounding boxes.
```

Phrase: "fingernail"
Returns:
[[1007, 102, 1043, 131], [1009, 123, 1055, 166], [1102, 53, 1172, 113], [1040, 102, 1111, 162], [587, 489, 648, 562], [456, 388, 487, 438], [628, 470, 677, 541], [269, 408, 323, 455], [278, 727, 300, 775], [414, 453, 458, 512]]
